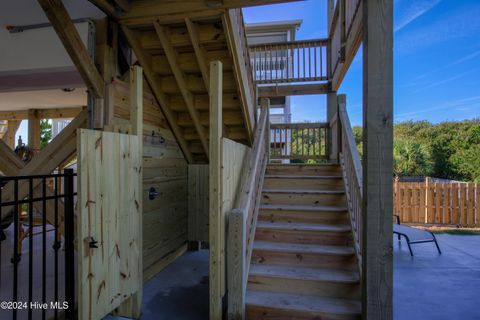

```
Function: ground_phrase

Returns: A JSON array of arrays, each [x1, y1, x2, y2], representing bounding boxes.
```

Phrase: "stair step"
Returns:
[[257, 221, 351, 233], [249, 264, 359, 283], [260, 204, 348, 212], [251, 241, 357, 270], [263, 189, 345, 194], [265, 175, 343, 179], [262, 189, 346, 206], [259, 204, 349, 224], [248, 264, 360, 299], [246, 290, 361, 320], [255, 221, 352, 245], [264, 175, 345, 190], [253, 241, 355, 255], [266, 164, 342, 177]]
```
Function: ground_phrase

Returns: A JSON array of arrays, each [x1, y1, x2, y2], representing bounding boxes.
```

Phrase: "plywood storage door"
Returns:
[[77, 129, 142, 320]]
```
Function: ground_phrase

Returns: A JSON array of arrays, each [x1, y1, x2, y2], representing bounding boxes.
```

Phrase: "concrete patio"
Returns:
[[394, 234, 480, 320], [107, 234, 480, 320]]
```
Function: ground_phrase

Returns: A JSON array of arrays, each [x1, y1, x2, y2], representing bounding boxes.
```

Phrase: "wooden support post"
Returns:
[[261, 97, 270, 164], [209, 60, 223, 320], [114, 65, 144, 319], [28, 109, 41, 154], [327, 92, 338, 162], [227, 209, 246, 320], [362, 0, 393, 319], [3, 120, 21, 149]]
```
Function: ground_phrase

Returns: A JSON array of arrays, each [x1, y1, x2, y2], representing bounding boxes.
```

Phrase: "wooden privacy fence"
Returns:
[[394, 180, 480, 227]]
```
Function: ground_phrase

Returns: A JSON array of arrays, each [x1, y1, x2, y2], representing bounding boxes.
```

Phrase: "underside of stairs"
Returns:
[[246, 164, 362, 320]]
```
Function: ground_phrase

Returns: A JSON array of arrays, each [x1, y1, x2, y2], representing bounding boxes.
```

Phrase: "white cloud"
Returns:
[[395, 0, 441, 32]]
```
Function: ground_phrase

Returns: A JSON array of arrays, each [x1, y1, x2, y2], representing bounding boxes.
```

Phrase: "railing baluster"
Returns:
[[28, 179, 34, 320]]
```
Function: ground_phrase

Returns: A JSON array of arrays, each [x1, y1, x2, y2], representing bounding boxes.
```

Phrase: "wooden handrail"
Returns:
[[337, 95, 363, 274], [227, 99, 270, 319]]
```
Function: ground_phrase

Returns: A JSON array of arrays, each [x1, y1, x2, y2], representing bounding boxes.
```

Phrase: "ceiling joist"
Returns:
[[185, 18, 211, 92], [121, 26, 195, 163], [37, 0, 105, 98], [154, 21, 209, 158]]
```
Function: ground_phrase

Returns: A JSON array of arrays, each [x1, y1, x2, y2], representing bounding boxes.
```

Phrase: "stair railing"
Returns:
[[227, 98, 270, 319], [337, 95, 363, 274]]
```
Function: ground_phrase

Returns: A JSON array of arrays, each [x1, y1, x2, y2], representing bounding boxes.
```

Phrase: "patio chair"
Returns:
[[393, 215, 442, 256]]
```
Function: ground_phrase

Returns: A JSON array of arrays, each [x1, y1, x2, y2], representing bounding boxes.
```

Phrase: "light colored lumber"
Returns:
[[3, 120, 21, 149], [227, 209, 246, 320], [362, 0, 394, 318], [154, 22, 209, 157], [209, 60, 223, 320], [258, 83, 329, 97], [37, 0, 104, 98], [185, 18, 210, 91], [77, 129, 142, 320], [246, 290, 361, 320], [0, 107, 83, 121], [28, 109, 41, 153], [222, 10, 254, 145], [122, 26, 194, 163]]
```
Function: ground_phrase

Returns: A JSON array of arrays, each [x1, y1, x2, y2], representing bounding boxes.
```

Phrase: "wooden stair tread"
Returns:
[[249, 264, 360, 283], [246, 290, 361, 316], [260, 204, 348, 212], [264, 174, 343, 179], [253, 241, 355, 256], [256, 221, 351, 232], [262, 189, 345, 194]]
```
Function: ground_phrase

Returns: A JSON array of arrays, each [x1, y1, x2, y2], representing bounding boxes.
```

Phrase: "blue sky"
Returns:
[[244, 0, 480, 126]]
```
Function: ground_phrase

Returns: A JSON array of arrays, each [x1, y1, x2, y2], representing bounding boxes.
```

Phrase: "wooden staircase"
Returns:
[[246, 164, 361, 320]]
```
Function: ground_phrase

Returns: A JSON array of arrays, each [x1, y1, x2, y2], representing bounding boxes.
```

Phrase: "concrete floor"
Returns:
[[107, 249, 209, 320], [113, 235, 480, 320], [394, 234, 480, 320]]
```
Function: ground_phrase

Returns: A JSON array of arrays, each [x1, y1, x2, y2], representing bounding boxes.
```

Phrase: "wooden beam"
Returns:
[[112, 0, 131, 12], [258, 83, 329, 97], [362, 0, 393, 319], [227, 209, 246, 320], [3, 120, 21, 149], [37, 0, 105, 98], [185, 18, 210, 91], [209, 60, 223, 320], [222, 10, 254, 145], [87, 0, 117, 17], [0, 139, 24, 174], [154, 22, 209, 157], [122, 26, 194, 163], [28, 109, 41, 153], [0, 107, 83, 121], [1, 109, 88, 222], [124, 0, 303, 19]]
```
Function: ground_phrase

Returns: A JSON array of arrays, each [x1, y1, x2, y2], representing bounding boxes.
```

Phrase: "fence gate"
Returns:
[[77, 129, 142, 320]]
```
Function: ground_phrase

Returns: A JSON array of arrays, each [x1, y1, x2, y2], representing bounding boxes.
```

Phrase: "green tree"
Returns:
[[40, 119, 52, 149], [393, 139, 433, 178]]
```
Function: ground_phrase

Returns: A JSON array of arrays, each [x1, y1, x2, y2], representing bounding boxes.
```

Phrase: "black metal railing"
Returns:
[[0, 170, 76, 320]]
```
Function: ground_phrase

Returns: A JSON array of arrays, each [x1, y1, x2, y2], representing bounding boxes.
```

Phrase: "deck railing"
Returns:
[[249, 39, 329, 84], [269, 122, 329, 162], [227, 99, 270, 318], [330, 0, 362, 76], [337, 95, 363, 273]]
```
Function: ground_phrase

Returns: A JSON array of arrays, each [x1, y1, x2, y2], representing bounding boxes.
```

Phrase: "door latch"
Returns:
[[149, 187, 159, 200]]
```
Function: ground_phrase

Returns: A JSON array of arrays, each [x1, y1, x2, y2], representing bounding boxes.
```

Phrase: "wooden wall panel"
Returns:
[[188, 164, 209, 242], [111, 78, 188, 276]]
